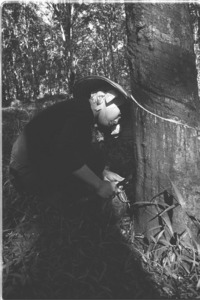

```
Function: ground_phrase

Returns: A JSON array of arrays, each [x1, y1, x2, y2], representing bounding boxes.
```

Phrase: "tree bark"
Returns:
[[125, 3, 200, 242]]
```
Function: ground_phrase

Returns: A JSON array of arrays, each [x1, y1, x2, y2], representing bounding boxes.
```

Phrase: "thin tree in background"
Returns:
[[50, 3, 76, 94]]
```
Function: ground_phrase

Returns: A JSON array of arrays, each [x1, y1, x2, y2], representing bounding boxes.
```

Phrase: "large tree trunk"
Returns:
[[125, 3, 200, 242]]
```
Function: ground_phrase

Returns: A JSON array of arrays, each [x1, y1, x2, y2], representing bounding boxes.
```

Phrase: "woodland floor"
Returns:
[[3, 186, 162, 299]]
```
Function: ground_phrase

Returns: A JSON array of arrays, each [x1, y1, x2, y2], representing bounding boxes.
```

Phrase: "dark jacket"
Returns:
[[10, 98, 105, 192]]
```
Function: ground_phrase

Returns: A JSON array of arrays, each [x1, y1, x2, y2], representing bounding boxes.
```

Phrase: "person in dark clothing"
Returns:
[[10, 76, 129, 202]]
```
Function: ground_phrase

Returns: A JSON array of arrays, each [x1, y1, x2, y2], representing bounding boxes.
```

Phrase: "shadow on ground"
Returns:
[[3, 190, 161, 299]]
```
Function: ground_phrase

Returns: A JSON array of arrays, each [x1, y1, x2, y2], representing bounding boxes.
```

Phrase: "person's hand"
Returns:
[[103, 169, 124, 183], [96, 180, 118, 199]]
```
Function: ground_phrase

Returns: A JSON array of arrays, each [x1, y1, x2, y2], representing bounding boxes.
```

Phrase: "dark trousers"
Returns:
[[9, 133, 105, 200], [9, 133, 127, 222], [10, 153, 128, 224]]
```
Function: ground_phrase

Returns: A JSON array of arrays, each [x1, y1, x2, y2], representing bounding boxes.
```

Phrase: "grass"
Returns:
[[3, 182, 160, 299], [2, 103, 200, 299], [132, 186, 200, 299]]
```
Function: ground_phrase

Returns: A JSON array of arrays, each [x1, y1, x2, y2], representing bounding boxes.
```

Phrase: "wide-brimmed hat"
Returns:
[[73, 75, 129, 105]]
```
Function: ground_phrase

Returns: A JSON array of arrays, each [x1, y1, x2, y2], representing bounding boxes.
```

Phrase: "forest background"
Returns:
[[2, 2, 131, 108], [3, 2, 199, 107]]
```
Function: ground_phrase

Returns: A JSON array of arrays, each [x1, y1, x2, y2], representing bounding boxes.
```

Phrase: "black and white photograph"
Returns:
[[2, 1, 200, 299]]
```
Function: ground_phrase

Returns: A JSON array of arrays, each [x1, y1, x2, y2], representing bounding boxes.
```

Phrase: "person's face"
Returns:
[[97, 92, 122, 135]]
